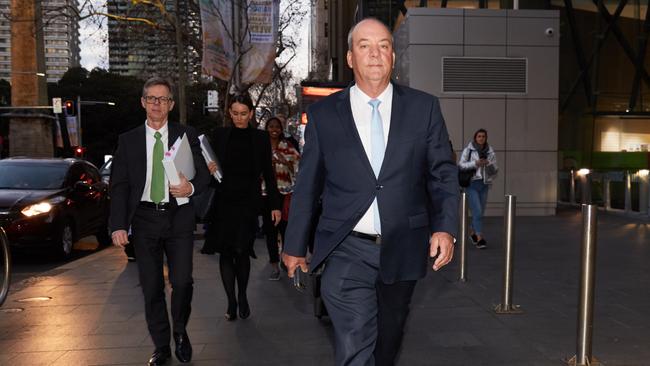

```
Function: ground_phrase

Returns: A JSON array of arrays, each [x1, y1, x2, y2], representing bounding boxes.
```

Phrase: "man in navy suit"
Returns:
[[282, 18, 459, 366]]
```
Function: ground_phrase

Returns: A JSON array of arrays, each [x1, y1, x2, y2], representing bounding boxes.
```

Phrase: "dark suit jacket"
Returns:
[[209, 127, 281, 213], [283, 83, 459, 283], [109, 122, 211, 233]]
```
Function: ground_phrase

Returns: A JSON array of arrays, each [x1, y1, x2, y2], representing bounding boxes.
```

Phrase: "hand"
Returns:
[[476, 159, 489, 167], [430, 232, 454, 271], [207, 161, 219, 175], [271, 209, 282, 226], [274, 154, 289, 166], [112, 230, 129, 248], [170, 173, 192, 197], [282, 253, 309, 278]]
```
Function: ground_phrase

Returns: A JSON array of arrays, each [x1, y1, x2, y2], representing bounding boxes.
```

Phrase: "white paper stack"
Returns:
[[198, 134, 222, 182], [162, 133, 195, 205]]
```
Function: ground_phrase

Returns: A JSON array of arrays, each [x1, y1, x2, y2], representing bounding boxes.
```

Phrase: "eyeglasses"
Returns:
[[143, 95, 173, 104]]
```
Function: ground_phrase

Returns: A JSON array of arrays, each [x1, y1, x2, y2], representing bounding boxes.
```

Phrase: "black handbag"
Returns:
[[193, 185, 217, 223], [458, 150, 475, 188]]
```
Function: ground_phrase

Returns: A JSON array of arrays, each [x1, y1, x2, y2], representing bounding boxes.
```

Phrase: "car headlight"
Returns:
[[21, 196, 66, 217]]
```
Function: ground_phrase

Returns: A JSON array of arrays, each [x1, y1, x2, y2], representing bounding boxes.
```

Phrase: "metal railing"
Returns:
[[0, 227, 10, 307], [559, 169, 650, 216]]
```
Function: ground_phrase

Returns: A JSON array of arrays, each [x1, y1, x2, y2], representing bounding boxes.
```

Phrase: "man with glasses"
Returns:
[[109, 77, 210, 365]]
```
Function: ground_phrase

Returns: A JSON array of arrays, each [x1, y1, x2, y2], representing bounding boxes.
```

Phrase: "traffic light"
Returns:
[[64, 100, 75, 116], [73, 146, 84, 157]]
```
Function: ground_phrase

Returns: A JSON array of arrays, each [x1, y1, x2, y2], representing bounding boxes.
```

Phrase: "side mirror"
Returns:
[[74, 181, 92, 191]]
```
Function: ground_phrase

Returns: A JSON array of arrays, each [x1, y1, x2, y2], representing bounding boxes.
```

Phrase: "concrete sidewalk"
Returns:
[[0, 207, 648, 365]]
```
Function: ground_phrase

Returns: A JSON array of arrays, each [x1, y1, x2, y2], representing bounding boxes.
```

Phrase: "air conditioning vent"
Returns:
[[442, 57, 527, 94]]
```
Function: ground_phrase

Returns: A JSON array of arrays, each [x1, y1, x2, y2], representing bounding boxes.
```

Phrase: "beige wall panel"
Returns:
[[439, 98, 463, 152], [409, 45, 463, 96], [506, 99, 558, 151], [505, 151, 558, 203], [463, 99, 506, 151]]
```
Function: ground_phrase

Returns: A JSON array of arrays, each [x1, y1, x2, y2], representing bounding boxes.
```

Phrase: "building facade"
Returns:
[[0, 0, 80, 83], [394, 8, 560, 216], [107, 0, 201, 82]]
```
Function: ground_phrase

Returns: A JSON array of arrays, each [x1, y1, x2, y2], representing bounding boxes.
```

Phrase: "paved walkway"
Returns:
[[0, 207, 648, 365]]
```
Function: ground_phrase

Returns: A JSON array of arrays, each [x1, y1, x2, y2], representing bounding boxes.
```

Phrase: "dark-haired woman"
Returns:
[[202, 93, 282, 321], [458, 128, 498, 249], [261, 117, 300, 280]]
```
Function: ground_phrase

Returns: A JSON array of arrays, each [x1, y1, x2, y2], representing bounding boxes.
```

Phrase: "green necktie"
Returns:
[[151, 131, 164, 204]]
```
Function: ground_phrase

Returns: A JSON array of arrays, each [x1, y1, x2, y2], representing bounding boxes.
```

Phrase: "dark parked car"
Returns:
[[0, 158, 110, 257]]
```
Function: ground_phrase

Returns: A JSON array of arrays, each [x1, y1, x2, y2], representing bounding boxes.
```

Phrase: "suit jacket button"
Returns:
[[376, 185, 383, 190]]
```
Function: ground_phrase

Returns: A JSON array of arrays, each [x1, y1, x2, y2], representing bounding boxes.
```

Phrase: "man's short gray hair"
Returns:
[[142, 77, 175, 99], [347, 18, 394, 51]]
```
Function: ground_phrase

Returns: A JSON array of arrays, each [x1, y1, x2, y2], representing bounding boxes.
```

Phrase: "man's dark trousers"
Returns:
[[321, 235, 417, 366], [131, 204, 194, 348]]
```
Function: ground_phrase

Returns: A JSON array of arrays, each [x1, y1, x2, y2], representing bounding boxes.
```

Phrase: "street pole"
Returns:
[[76, 95, 82, 147], [174, 0, 187, 125]]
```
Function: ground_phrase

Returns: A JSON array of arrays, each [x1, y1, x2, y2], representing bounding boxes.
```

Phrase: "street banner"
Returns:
[[66, 116, 79, 147], [241, 0, 279, 84], [200, 0, 234, 81], [55, 120, 63, 148]]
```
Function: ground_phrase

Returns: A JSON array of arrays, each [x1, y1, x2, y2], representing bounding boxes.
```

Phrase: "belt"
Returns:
[[349, 231, 382, 245], [139, 201, 171, 211]]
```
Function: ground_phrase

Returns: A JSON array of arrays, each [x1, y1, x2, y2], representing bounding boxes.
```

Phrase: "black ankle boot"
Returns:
[[225, 301, 237, 321], [238, 297, 250, 319]]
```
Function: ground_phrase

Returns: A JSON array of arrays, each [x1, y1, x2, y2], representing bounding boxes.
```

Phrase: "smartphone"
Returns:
[[293, 268, 308, 292]]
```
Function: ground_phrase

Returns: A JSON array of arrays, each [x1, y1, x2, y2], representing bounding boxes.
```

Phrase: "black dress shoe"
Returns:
[[148, 346, 171, 366], [173, 332, 192, 363]]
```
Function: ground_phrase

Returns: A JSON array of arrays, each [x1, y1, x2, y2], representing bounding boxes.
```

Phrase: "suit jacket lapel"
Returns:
[[167, 122, 181, 149], [380, 83, 406, 178], [336, 87, 376, 180], [135, 124, 147, 196]]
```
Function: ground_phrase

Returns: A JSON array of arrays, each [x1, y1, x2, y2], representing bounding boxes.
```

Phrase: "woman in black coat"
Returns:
[[202, 93, 281, 321]]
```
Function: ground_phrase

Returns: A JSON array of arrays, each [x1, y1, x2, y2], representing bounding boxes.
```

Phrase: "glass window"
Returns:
[[0, 163, 67, 189]]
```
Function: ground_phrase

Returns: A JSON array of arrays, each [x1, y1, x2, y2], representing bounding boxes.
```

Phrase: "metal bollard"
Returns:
[[603, 176, 611, 210], [567, 205, 601, 366], [495, 195, 523, 314], [570, 169, 576, 204], [459, 191, 468, 282], [624, 170, 632, 213]]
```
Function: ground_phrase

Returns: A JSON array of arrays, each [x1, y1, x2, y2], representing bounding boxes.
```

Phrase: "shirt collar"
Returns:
[[145, 121, 168, 137], [351, 83, 393, 106]]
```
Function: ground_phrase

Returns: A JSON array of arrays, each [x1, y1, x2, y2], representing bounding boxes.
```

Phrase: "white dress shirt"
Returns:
[[350, 83, 393, 235], [141, 121, 170, 203]]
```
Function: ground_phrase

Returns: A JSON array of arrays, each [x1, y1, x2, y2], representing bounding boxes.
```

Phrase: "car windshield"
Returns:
[[0, 163, 68, 189]]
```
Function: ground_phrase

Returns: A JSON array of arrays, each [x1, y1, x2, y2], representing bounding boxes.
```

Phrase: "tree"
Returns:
[[199, 0, 307, 121], [49, 67, 144, 166], [49, 67, 225, 166], [74, 0, 308, 126], [247, 0, 307, 117]]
